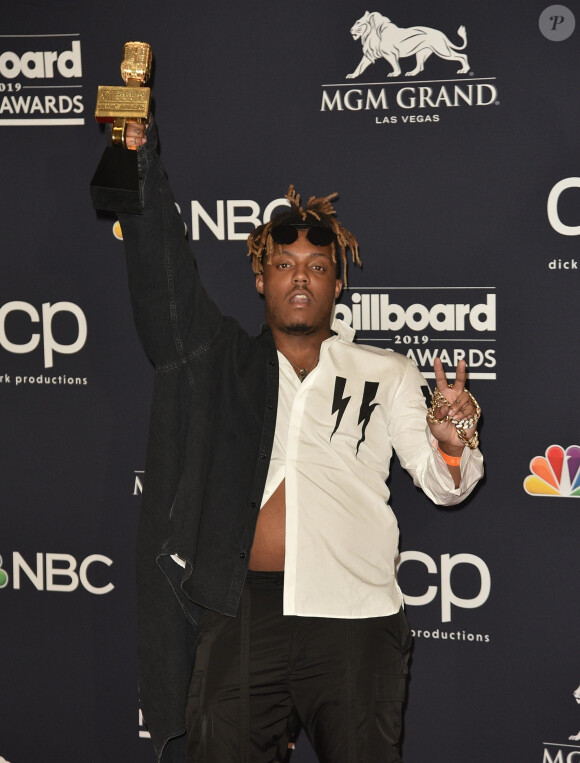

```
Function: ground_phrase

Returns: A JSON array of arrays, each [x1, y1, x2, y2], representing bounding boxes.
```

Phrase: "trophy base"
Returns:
[[90, 146, 142, 214]]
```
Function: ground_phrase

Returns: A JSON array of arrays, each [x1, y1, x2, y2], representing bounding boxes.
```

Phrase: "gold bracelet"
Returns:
[[456, 430, 479, 449], [427, 388, 481, 450]]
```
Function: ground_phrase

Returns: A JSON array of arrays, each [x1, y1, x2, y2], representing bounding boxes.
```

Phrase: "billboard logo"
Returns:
[[347, 12, 469, 80], [334, 287, 497, 381], [0, 40, 81, 79], [0, 34, 85, 126], [335, 292, 495, 332], [524, 444, 580, 498]]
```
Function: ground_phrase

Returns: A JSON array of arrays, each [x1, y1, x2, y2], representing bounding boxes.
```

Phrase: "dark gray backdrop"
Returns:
[[2, 1, 579, 761]]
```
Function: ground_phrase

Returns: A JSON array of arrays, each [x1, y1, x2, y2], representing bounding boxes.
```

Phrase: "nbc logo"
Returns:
[[524, 444, 580, 498], [0, 556, 8, 588], [112, 202, 187, 240]]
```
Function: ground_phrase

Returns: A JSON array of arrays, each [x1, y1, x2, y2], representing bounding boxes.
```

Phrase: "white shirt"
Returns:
[[262, 318, 483, 619]]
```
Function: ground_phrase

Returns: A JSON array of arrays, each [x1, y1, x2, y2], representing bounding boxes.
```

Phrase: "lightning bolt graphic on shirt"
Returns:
[[330, 376, 380, 456], [356, 381, 380, 455], [330, 376, 351, 441]]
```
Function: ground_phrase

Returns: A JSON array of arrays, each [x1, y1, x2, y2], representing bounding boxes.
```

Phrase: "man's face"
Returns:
[[255, 229, 342, 337]]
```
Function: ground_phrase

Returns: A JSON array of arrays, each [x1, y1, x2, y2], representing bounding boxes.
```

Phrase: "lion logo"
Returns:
[[346, 11, 470, 79], [571, 684, 580, 741]]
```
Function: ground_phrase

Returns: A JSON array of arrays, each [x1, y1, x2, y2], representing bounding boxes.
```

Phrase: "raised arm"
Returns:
[[426, 358, 480, 487], [115, 119, 221, 369], [388, 358, 483, 506]]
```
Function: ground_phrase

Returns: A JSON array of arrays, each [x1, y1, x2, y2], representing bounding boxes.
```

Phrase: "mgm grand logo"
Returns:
[[321, 11, 499, 120], [542, 683, 580, 762]]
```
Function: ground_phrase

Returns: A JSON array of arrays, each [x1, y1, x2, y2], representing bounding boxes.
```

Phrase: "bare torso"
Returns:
[[248, 479, 286, 570]]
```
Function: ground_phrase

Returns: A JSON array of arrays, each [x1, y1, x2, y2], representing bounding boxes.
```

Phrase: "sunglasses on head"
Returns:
[[271, 223, 334, 248]]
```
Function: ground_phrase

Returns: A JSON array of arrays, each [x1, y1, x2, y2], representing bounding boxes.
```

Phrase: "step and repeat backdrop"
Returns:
[[2, 1, 579, 761]]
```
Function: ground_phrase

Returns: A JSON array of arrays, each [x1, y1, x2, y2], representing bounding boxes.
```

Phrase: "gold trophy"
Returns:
[[90, 42, 152, 213]]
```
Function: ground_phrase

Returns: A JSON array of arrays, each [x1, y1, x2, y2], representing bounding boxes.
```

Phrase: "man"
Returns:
[[116, 119, 483, 763]]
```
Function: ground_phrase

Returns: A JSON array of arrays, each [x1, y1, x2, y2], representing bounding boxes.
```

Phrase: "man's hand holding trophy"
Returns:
[[90, 42, 152, 213]]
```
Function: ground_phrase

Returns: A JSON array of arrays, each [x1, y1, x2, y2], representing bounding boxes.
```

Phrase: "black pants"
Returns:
[[186, 571, 412, 763]]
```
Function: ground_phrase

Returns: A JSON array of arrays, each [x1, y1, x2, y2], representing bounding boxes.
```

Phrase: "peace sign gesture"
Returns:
[[427, 358, 481, 453]]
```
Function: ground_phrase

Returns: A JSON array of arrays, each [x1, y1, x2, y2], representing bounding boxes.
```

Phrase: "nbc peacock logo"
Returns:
[[0, 555, 9, 588], [524, 444, 580, 498]]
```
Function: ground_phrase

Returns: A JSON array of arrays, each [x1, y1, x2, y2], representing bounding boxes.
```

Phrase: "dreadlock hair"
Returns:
[[247, 185, 362, 286]]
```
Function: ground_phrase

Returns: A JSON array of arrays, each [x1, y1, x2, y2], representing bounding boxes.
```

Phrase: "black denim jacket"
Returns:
[[117, 122, 278, 761]]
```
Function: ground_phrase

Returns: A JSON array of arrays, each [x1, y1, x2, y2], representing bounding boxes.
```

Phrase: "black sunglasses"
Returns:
[[271, 223, 334, 248]]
